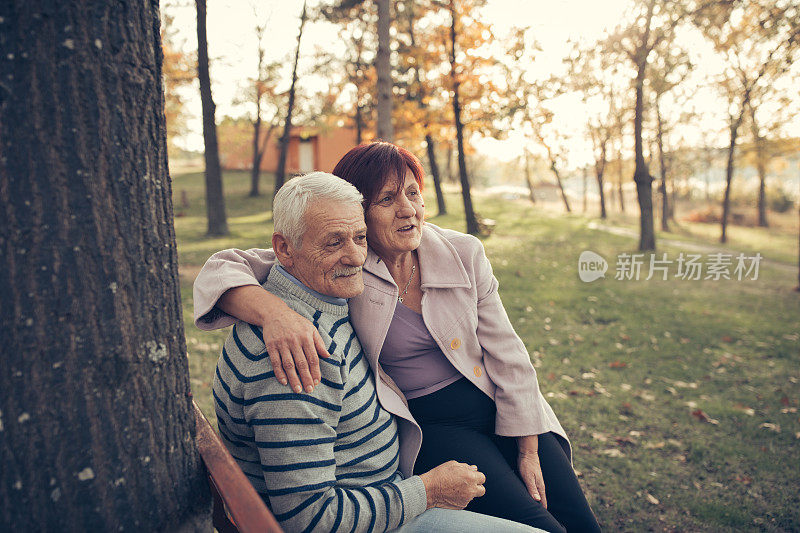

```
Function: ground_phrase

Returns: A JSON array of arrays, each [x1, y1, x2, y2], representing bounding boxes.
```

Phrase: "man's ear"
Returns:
[[272, 232, 294, 267]]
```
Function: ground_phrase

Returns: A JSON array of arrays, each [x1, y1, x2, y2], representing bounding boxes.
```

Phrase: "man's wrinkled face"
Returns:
[[285, 200, 368, 298]]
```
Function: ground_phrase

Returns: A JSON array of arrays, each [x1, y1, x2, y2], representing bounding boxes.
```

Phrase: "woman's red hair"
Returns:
[[332, 142, 424, 207]]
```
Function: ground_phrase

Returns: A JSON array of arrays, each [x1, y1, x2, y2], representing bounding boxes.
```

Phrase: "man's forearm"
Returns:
[[217, 285, 289, 327]]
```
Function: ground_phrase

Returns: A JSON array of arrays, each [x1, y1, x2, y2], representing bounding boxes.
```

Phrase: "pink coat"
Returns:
[[194, 223, 570, 476]]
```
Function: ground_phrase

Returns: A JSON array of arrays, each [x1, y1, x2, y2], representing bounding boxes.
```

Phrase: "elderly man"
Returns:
[[211, 172, 541, 532]]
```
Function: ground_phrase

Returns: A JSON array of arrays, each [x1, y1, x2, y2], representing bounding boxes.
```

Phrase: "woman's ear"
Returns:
[[272, 232, 294, 267]]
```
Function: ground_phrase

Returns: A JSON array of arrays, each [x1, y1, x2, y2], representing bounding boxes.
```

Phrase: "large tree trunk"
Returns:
[[376, 0, 393, 140], [425, 134, 447, 216], [656, 100, 669, 232], [0, 1, 210, 530], [632, 0, 656, 250], [274, 1, 307, 197], [197, 0, 228, 236], [448, 0, 479, 235]]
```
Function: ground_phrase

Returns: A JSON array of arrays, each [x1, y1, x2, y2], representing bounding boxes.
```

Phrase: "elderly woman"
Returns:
[[194, 142, 600, 532]]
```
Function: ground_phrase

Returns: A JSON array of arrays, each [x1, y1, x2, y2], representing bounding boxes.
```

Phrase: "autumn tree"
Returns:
[[744, 73, 798, 227], [317, 0, 378, 143], [247, 14, 283, 197], [648, 40, 692, 231], [160, 11, 195, 159], [395, 0, 452, 215], [696, 0, 800, 242], [0, 0, 210, 529], [274, 1, 308, 197], [197, 0, 228, 235], [447, 0, 479, 233], [376, 0, 394, 140], [564, 40, 631, 218]]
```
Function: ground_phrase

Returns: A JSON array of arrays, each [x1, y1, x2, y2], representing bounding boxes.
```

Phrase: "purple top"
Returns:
[[379, 301, 463, 399]]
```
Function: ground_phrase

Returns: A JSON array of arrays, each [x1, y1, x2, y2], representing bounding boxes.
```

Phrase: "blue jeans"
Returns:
[[394, 508, 546, 533]]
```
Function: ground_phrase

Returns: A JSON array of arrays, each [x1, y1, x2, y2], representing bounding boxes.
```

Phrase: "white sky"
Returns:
[[164, 0, 799, 168]]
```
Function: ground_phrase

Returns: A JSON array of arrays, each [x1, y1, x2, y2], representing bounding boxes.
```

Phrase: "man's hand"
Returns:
[[517, 434, 547, 509], [262, 307, 330, 393], [419, 461, 486, 510], [218, 285, 330, 392]]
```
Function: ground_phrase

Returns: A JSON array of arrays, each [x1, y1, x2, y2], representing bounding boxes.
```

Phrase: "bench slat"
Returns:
[[194, 401, 283, 533]]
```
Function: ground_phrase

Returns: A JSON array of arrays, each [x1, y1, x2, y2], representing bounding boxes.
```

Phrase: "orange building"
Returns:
[[218, 123, 359, 175]]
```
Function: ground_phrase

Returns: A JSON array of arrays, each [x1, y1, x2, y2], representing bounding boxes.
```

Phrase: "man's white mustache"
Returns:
[[333, 266, 363, 278]]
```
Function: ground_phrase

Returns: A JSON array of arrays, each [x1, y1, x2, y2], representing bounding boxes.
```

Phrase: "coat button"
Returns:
[[450, 338, 461, 350], [474, 366, 482, 377]]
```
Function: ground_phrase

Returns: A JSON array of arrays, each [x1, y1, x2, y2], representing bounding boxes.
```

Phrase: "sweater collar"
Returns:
[[267, 266, 350, 317], [364, 223, 471, 289]]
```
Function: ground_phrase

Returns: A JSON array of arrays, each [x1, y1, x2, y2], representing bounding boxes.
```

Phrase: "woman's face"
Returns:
[[365, 169, 425, 256]]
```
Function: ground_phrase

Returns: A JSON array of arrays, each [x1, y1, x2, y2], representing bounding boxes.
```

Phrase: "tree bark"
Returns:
[[656, 99, 669, 231], [749, 106, 769, 227], [250, 111, 263, 197], [376, 0, 393, 140], [274, 1, 307, 197], [592, 130, 607, 218], [425, 134, 447, 216], [632, 0, 656, 250], [250, 39, 266, 198], [197, 0, 228, 236], [0, 1, 210, 530], [550, 160, 572, 213], [596, 165, 607, 219], [721, 111, 744, 243], [448, 0, 479, 235]]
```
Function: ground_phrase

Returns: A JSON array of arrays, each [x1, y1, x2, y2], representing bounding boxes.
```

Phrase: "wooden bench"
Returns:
[[193, 401, 284, 533]]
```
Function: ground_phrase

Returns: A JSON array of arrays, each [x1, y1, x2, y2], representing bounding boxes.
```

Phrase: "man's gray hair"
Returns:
[[273, 171, 363, 247]]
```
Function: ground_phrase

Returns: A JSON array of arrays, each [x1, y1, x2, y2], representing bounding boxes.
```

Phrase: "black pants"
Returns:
[[408, 379, 601, 533]]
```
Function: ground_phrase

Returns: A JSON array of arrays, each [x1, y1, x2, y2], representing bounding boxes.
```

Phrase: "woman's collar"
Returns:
[[364, 224, 471, 289]]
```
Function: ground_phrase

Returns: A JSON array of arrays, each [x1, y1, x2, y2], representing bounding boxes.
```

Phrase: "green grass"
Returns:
[[175, 170, 800, 532]]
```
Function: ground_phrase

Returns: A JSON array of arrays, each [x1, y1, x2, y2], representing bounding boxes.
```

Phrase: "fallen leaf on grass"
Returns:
[[780, 396, 790, 407], [645, 493, 660, 505], [591, 432, 608, 442], [760, 423, 780, 432], [691, 409, 719, 425], [609, 361, 627, 368], [722, 336, 733, 343], [781, 407, 798, 414], [735, 475, 752, 485], [734, 403, 755, 416], [615, 436, 636, 447], [602, 448, 625, 457]]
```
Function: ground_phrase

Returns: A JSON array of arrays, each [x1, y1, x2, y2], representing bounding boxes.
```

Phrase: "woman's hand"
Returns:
[[218, 285, 330, 392], [419, 461, 486, 510], [517, 435, 547, 509]]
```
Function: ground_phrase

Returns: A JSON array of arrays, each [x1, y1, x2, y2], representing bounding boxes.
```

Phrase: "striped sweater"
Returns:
[[213, 267, 427, 532]]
